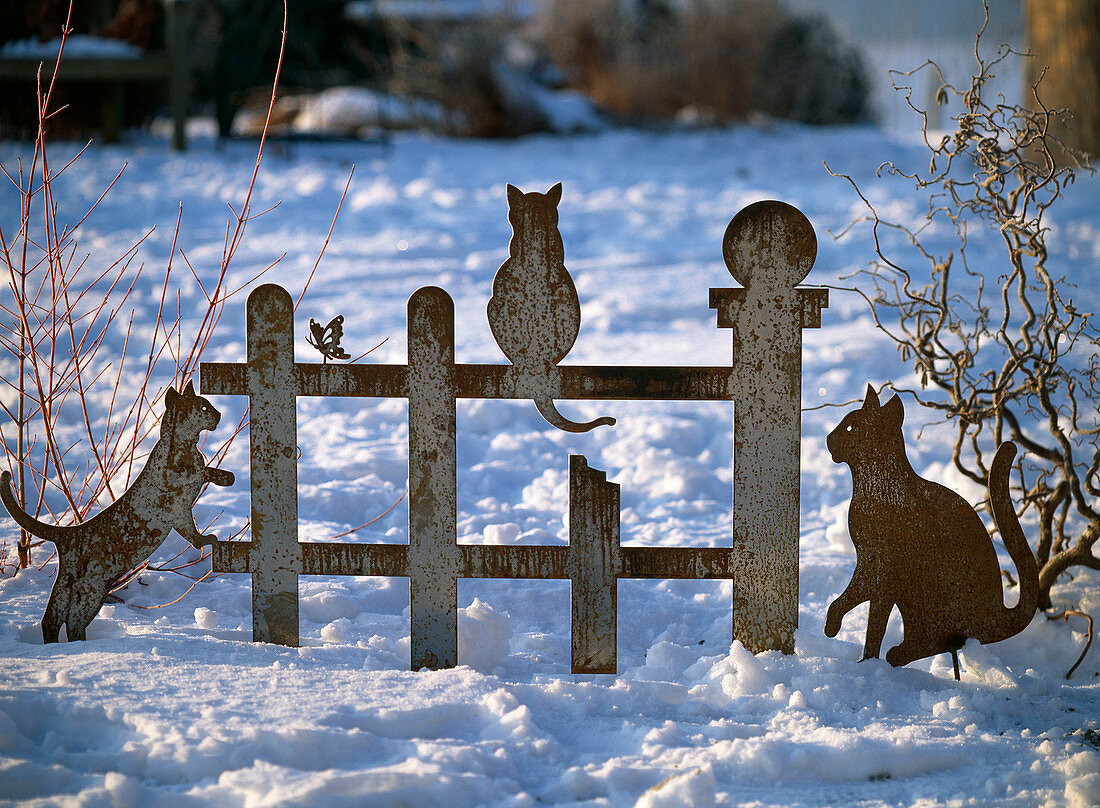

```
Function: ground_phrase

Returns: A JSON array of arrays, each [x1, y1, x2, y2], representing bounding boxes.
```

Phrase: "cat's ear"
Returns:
[[165, 387, 180, 408], [506, 184, 523, 207], [546, 182, 562, 206], [184, 380, 196, 397], [883, 394, 904, 427], [862, 384, 880, 410]]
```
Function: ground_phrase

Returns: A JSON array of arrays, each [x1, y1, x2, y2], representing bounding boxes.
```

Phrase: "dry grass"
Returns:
[[537, 0, 867, 125]]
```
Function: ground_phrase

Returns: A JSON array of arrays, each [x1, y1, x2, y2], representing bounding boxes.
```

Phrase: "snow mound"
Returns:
[[459, 598, 513, 672]]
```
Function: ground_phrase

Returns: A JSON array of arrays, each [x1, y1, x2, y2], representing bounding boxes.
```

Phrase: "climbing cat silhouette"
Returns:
[[824, 385, 1038, 667], [487, 183, 614, 433], [1, 382, 235, 642]]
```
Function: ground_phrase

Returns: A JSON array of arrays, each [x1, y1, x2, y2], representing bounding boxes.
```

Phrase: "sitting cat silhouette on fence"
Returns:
[[1, 382, 235, 642], [824, 385, 1038, 673], [487, 183, 615, 433]]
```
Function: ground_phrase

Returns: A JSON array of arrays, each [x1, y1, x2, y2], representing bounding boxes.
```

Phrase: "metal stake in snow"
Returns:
[[200, 190, 826, 670]]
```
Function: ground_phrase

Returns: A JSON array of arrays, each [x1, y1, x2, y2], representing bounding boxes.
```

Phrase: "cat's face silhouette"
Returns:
[[506, 182, 562, 228], [166, 381, 221, 435], [828, 385, 903, 465]]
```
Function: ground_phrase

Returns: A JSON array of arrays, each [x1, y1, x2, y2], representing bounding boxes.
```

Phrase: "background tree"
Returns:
[[1025, 0, 1100, 159]]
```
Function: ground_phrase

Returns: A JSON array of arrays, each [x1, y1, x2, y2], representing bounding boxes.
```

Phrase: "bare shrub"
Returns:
[[753, 14, 869, 125], [538, 0, 688, 120], [0, 1, 291, 585], [378, 10, 544, 137], [830, 11, 1096, 610], [680, 1, 776, 122], [536, 0, 867, 124]]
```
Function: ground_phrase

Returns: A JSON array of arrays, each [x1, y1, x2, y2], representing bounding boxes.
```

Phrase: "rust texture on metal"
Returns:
[[487, 183, 615, 433], [200, 188, 828, 671], [824, 385, 1039, 672], [0, 382, 235, 642], [710, 200, 818, 655], [244, 286, 302, 645], [406, 286, 462, 669], [569, 456, 621, 674]]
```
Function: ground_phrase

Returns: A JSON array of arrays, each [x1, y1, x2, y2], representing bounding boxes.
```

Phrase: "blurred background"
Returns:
[[0, 0, 1095, 154]]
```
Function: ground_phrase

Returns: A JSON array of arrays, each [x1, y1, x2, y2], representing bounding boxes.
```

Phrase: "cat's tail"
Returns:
[[534, 397, 616, 434], [0, 471, 66, 545], [986, 441, 1039, 643]]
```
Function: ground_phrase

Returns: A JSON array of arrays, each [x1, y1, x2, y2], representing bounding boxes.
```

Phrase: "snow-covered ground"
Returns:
[[0, 121, 1098, 807]]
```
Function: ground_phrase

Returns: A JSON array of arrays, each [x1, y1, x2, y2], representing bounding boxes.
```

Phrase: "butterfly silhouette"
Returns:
[[307, 315, 351, 363]]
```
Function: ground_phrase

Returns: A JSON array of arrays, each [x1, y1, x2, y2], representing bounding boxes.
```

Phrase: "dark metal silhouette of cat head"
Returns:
[[487, 183, 614, 433], [0, 381, 235, 643], [827, 384, 906, 466], [824, 384, 1038, 675], [164, 380, 222, 439]]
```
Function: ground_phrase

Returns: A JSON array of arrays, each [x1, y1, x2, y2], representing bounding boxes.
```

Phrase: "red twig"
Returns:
[[1048, 608, 1094, 680], [328, 489, 408, 540], [294, 166, 356, 311]]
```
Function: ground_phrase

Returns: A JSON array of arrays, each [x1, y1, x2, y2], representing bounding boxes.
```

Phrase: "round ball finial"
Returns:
[[722, 200, 816, 288]]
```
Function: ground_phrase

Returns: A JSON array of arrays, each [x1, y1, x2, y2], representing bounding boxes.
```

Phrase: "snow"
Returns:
[[232, 81, 604, 139], [194, 608, 219, 630], [491, 65, 608, 134], [0, 35, 143, 60], [524, 86, 606, 134], [0, 121, 1098, 806], [344, 0, 535, 23], [290, 87, 447, 135]]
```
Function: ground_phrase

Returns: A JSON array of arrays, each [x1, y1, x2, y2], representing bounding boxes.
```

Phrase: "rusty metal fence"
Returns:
[[200, 198, 826, 672]]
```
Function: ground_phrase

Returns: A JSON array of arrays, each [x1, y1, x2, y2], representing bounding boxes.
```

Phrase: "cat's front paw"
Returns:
[[824, 606, 842, 637], [190, 533, 219, 548], [209, 469, 235, 486]]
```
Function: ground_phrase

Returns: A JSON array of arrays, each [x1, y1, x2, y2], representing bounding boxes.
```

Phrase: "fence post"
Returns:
[[245, 285, 301, 645], [710, 201, 818, 655], [407, 287, 461, 669], [568, 456, 621, 674]]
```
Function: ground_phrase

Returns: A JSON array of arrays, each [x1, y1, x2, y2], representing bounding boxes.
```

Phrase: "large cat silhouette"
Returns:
[[487, 183, 614, 433], [1, 382, 234, 642], [824, 385, 1038, 667]]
